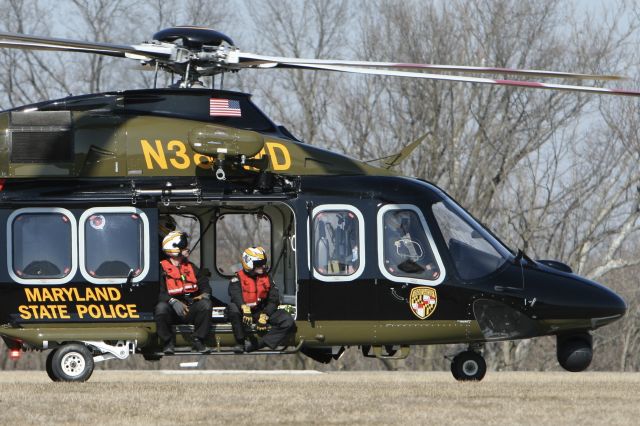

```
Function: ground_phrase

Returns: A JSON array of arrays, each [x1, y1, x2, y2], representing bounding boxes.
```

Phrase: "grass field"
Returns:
[[0, 371, 638, 425]]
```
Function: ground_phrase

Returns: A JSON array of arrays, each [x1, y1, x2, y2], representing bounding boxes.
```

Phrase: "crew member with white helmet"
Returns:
[[228, 246, 295, 353], [155, 230, 212, 354]]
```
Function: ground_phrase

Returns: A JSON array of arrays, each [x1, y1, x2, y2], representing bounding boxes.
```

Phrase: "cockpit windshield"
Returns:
[[432, 199, 511, 280]]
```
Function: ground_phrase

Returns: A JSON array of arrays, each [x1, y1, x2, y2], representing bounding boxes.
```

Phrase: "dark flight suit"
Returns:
[[155, 261, 212, 345], [228, 273, 295, 349]]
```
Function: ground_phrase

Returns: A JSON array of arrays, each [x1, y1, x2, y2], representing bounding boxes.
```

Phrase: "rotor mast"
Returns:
[[149, 27, 239, 88]]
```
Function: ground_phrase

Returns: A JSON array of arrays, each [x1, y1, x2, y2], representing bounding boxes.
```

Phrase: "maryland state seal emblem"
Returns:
[[409, 287, 437, 319]]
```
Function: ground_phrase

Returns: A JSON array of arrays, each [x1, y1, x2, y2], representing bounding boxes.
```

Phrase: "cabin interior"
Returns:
[[159, 201, 297, 312]]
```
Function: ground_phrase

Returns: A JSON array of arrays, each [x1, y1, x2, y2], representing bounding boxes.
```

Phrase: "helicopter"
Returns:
[[0, 26, 634, 382]]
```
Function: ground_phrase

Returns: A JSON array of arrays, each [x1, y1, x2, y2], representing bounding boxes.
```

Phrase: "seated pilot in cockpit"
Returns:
[[383, 211, 439, 279]]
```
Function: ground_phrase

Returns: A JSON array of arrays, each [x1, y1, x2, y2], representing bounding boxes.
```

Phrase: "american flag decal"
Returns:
[[209, 98, 242, 117]]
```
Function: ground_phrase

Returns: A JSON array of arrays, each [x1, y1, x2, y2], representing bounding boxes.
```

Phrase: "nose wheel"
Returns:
[[450, 350, 487, 381]]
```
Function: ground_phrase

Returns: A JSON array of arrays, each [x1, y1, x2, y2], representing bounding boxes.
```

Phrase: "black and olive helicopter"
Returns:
[[0, 27, 634, 382]]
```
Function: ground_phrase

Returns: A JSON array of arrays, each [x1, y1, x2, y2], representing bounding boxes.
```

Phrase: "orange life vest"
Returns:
[[237, 270, 271, 307], [161, 259, 199, 296]]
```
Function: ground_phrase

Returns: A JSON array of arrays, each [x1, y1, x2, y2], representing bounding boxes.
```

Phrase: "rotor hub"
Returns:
[[153, 27, 234, 49]]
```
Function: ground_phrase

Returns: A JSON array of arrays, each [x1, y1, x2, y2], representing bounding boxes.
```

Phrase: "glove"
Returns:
[[241, 305, 253, 326], [256, 313, 269, 332], [169, 298, 188, 319], [192, 293, 206, 302]]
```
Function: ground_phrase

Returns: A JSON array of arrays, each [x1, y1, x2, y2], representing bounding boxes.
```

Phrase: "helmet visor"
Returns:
[[252, 258, 267, 269], [173, 233, 188, 250]]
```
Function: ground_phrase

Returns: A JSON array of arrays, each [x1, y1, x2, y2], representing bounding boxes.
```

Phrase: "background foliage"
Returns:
[[0, 0, 638, 372]]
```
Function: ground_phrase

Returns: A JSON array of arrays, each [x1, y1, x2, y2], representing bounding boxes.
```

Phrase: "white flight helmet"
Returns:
[[241, 246, 267, 273], [162, 231, 188, 257]]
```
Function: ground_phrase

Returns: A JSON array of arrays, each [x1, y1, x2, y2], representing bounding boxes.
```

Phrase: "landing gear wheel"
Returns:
[[45, 349, 59, 382], [450, 360, 460, 380], [49, 343, 94, 382], [451, 350, 486, 381]]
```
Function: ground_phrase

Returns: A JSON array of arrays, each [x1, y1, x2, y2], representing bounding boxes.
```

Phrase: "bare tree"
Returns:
[[1, 0, 640, 373], [337, 0, 640, 371], [243, 0, 349, 143]]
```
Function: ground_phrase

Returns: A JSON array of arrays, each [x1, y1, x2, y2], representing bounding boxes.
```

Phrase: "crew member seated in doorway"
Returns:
[[228, 246, 295, 353], [155, 230, 212, 354]]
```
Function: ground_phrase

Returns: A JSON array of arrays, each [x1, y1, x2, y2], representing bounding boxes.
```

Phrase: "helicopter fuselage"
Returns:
[[0, 88, 625, 376]]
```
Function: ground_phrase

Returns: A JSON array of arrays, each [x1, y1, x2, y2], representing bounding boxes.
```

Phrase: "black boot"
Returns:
[[244, 337, 265, 353], [162, 341, 175, 355], [192, 337, 210, 353], [232, 340, 245, 354]]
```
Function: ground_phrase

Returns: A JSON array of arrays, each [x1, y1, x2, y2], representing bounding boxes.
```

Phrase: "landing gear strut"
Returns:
[[450, 348, 486, 381]]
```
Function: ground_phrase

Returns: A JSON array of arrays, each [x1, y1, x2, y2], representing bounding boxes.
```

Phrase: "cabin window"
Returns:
[[8, 208, 77, 284], [79, 207, 150, 284], [377, 205, 445, 285], [216, 213, 271, 276], [311, 205, 365, 282], [432, 201, 509, 280]]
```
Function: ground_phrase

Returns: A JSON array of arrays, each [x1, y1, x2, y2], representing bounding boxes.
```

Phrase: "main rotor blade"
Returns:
[[237, 52, 624, 80], [0, 40, 128, 57], [0, 32, 172, 60], [258, 62, 640, 97]]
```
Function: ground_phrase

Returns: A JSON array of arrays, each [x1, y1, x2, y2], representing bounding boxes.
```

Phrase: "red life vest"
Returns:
[[237, 270, 271, 306], [161, 259, 199, 296]]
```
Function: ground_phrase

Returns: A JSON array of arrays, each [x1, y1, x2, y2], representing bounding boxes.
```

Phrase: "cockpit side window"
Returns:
[[378, 205, 444, 285], [432, 201, 508, 280], [310, 205, 365, 282], [79, 207, 150, 284], [8, 208, 77, 284]]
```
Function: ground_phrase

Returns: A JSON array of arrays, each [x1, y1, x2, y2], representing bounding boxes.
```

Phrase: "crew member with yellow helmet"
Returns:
[[155, 230, 212, 354], [228, 246, 295, 353]]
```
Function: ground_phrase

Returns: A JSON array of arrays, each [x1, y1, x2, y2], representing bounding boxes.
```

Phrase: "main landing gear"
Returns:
[[45, 340, 135, 382], [46, 343, 95, 382], [449, 346, 487, 381]]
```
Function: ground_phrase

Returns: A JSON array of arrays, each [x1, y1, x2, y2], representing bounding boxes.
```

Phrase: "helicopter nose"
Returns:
[[559, 275, 626, 327], [529, 268, 626, 329], [587, 282, 626, 328]]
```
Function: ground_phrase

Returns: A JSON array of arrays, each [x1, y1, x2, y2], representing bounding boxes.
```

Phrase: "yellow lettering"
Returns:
[[167, 140, 190, 169], [244, 148, 266, 172], [77, 305, 88, 318], [115, 304, 128, 319], [108, 287, 121, 302], [94, 287, 108, 301], [61, 287, 74, 301], [51, 288, 64, 302], [38, 305, 52, 320], [72, 288, 85, 302], [85, 287, 97, 302], [97, 305, 114, 319], [18, 305, 32, 320], [141, 139, 168, 170], [194, 153, 213, 169], [126, 304, 140, 319], [56, 305, 70, 319], [266, 142, 291, 171], [88, 305, 101, 319], [24, 288, 41, 303], [40, 288, 53, 302]]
